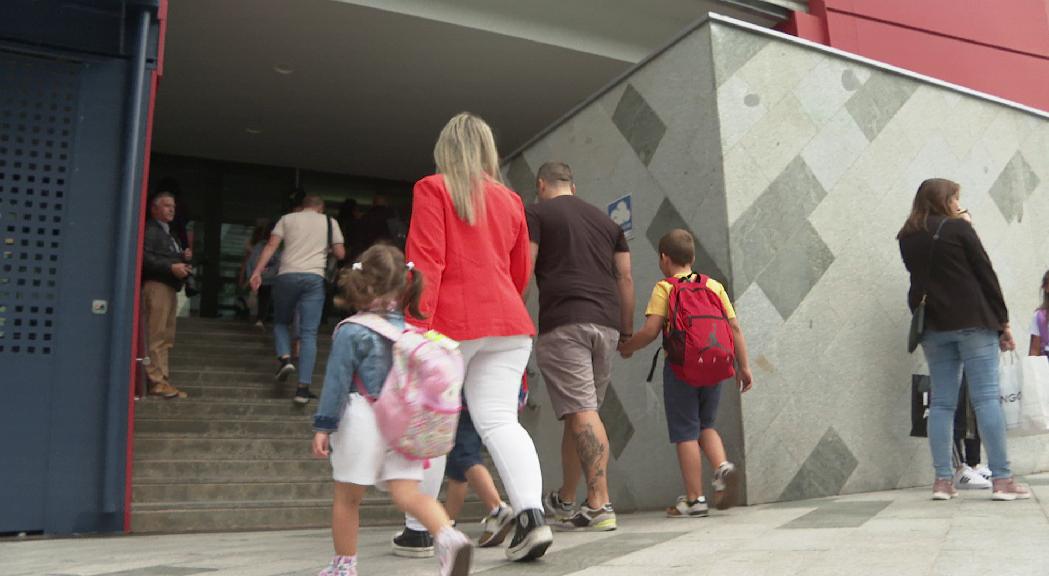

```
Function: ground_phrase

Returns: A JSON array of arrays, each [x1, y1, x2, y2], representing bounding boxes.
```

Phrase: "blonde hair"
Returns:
[[433, 112, 503, 225]]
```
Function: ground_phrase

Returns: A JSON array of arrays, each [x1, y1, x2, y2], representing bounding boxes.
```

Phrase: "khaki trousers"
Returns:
[[142, 280, 178, 388]]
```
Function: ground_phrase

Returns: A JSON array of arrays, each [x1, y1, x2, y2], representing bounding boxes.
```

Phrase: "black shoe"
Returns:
[[506, 508, 553, 562], [293, 386, 317, 405], [275, 357, 296, 382], [392, 527, 434, 558]]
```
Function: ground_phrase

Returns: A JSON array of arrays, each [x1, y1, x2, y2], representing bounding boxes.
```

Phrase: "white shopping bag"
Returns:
[[998, 352, 1049, 437]]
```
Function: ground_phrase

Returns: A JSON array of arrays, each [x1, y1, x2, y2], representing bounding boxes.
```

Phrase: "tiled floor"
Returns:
[[5, 474, 1049, 576]]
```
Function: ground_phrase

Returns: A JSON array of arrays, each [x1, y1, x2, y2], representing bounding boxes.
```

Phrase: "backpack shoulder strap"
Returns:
[[343, 312, 404, 341]]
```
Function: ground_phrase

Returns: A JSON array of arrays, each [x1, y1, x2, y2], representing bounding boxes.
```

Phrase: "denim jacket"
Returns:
[[312, 312, 404, 432]]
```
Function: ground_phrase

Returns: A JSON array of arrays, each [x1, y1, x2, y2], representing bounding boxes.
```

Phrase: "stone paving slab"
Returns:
[[5, 474, 1049, 576]]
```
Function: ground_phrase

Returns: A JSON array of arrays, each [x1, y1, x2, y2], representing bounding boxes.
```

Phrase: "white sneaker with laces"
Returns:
[[435, 527, 472, 576], [973, 465, 992, 481], [478, 503, 514, 547], [954, 465, 991, 490]]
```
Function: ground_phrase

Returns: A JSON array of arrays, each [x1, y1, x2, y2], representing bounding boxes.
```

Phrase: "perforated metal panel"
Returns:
[[0, 54, 78, 356]]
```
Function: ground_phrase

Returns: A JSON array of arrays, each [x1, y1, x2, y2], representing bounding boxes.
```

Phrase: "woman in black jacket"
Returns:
[[898, 178, 1029, 502]]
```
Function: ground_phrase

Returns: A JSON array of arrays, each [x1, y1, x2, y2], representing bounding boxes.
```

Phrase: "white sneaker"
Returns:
[[973, 465, 992, 481], [435, 528, 472, 576], [478, 503, 514, 547], [954, 465, 991, 490]]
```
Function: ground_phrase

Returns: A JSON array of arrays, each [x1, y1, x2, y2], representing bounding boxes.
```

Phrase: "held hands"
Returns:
[[312, 432, 330, 458], [618, 334, 634, 359]]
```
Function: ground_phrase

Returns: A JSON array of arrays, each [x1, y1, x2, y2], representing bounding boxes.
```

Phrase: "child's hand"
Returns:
[[737, 367, 753, 393], [617, 341, 633, 359], [312, 432, 331, 458]]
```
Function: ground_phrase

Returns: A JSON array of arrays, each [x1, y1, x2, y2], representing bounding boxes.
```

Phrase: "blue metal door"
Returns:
[[0, 0, 159, 531]]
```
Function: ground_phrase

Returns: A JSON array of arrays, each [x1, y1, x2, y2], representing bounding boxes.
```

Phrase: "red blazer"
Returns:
[[405, 174, 535, 341]]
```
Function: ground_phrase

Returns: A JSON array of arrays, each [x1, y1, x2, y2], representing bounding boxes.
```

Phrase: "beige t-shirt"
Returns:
[[271, 211, 344, 277]]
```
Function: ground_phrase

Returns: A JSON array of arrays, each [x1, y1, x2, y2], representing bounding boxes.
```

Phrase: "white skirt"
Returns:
[[330, 394, 423, 489]]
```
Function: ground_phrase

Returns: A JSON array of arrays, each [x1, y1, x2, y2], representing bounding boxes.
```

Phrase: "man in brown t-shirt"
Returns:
[[526, 161, 635, 531]]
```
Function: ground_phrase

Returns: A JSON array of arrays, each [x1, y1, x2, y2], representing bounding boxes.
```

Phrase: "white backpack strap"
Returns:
[[344, 312, 404, 341]]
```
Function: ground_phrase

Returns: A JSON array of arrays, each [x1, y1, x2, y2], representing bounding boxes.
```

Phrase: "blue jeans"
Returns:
[[273, 273, 325, 385], [922, 328, 1011, 480]]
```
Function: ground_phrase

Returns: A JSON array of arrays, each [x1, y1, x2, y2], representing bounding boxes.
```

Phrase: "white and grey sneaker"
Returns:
[[275, 357, 296, 382], [713, 461, 740, 510], [478, 503, 514, 548], [954, 465, 991, 490], [666, 496, 709, 518], [543, 491, 575, 520], [557, 503, 617, 531]]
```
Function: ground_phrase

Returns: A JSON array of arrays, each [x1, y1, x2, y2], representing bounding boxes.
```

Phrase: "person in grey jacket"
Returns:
[[142, 192, 193, 399]]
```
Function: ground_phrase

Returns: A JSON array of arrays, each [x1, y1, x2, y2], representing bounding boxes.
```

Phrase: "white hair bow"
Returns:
[[406, 261, 415, 270], [351, 262, 363, 271]]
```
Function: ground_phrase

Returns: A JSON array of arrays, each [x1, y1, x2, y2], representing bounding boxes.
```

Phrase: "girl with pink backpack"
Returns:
[[311, 244, 471, 576]]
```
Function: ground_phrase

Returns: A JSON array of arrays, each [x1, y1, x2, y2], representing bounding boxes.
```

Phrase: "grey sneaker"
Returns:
[[713, 461, 740, 510], [666, 495, 709, 518], [992, 477, 1032, 501], [557, 503, 617, 531], [276, 357, 296, 382], [543, 491, 574, 520], [478, 503, 514, 547]]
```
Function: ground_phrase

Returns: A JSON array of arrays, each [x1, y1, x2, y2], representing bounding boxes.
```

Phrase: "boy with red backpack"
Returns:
[[618, 229, 753, 517]]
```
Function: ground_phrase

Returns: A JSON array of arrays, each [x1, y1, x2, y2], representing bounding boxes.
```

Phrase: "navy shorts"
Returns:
[[662, 363, 723, 444], [446, 403, 483, 482]]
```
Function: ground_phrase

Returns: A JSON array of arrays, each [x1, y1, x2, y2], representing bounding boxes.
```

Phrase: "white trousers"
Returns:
[[406, 335, 542, 529]]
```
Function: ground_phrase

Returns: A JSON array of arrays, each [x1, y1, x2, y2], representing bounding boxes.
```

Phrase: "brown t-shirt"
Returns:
[[526, 195, 629, 334]]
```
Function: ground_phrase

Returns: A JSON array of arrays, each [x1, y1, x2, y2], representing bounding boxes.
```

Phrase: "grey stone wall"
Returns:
[[504, 15, 1049, 507]]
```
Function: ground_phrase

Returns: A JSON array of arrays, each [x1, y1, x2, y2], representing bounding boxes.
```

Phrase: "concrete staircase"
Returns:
[[130, 317, 490, 533]]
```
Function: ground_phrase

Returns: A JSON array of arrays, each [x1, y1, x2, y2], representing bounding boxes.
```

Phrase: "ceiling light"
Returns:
[[273, 65, 294, 75], [245, 127, 263, 135]]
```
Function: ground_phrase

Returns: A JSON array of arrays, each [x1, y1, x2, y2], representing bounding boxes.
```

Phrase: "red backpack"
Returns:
[[649, 273, 735, 387]]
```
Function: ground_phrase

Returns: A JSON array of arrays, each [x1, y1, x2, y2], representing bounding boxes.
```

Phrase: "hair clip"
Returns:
[[406, 261, 415, 270], [351, 262, 363, 271]]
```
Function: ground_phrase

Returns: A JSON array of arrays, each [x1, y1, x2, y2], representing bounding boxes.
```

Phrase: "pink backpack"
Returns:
[[340, 313, 465, 461]]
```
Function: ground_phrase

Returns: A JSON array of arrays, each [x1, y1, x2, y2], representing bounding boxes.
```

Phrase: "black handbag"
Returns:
[[907, 218, 948, 353], [325, 216, 339, 286], [910, 374, 931, 437]]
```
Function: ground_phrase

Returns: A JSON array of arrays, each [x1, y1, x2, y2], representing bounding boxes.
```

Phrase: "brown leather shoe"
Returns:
[[150, 383, 188, 399]]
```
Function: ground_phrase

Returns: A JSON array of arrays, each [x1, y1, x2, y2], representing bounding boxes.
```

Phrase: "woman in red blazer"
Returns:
[[405, 113, 552, 562]]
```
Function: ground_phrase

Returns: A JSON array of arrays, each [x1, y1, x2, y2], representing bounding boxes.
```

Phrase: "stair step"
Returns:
[[171, 344, 333, 359], [130, 500, 490, 534], [169, 357, 333, 371], [133, 481, 332, 504], [135, 398, 311, 419], [135, 418, 313, 437], [135, 438, 310, 460], [134, 459, 330, 483], [169, 369, 323, 381], [171, 384, 326, 400]]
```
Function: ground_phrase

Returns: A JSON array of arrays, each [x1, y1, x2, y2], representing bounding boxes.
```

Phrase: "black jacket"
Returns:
[[142, 219, 185, 289], [899, 216, 1008, 333]]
